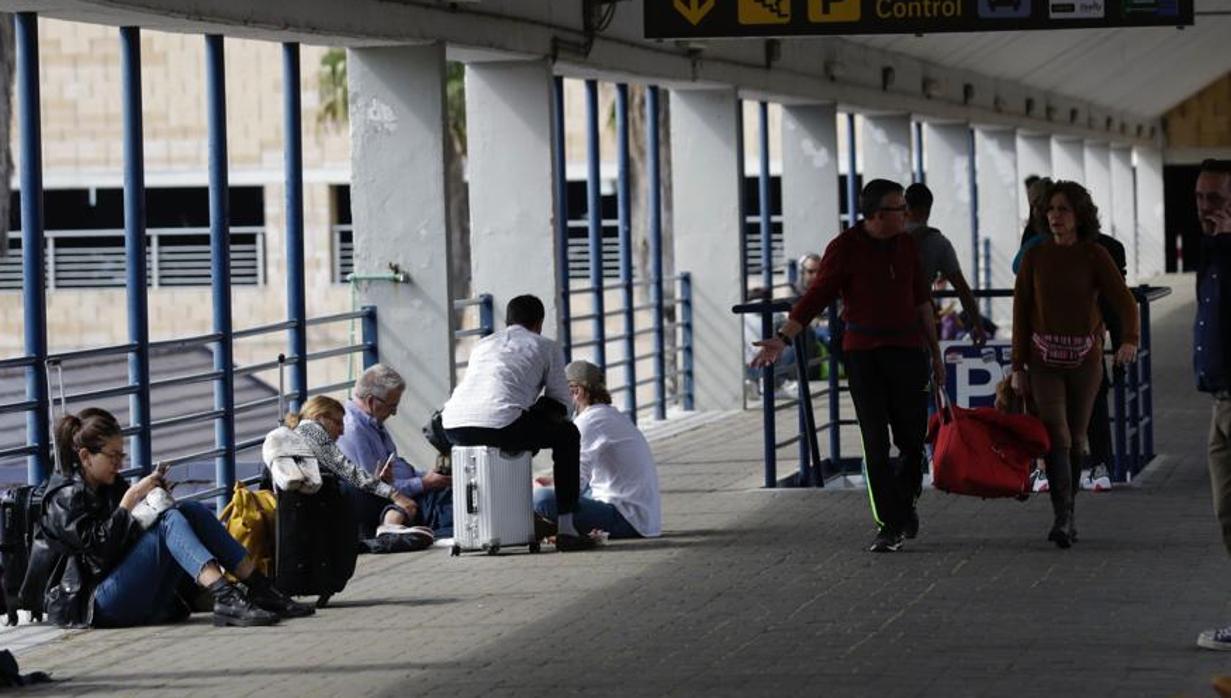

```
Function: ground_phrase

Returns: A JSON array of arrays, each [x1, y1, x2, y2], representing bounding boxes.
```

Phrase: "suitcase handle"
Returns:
[[466, 481, 477, 515]]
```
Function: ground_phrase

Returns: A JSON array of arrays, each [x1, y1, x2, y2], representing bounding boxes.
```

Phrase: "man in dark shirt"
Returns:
[[1194, 159, 1231, 651], [751, 179, 946, 553]]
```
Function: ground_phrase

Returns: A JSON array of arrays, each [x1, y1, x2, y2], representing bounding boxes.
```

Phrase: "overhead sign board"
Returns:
[[648, 0, 1192, 38]]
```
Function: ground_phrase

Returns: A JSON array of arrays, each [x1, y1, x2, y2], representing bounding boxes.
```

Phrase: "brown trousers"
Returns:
[[1029, 357, 1104, 453], [1207, 398, 1231, 556]]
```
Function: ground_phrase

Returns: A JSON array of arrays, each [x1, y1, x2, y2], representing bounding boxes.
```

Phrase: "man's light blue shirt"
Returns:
[[337, 398, 423, 496]]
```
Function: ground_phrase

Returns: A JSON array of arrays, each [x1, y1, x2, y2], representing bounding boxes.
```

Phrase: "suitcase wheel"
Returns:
[[316, 594, 332, 609], [485, 543, 500, 556], [529, 541, 541, 554], [450, 545, 461, 557]]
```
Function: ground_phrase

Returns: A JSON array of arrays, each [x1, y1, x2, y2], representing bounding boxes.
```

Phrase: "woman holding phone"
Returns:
[[280, 396, 422, 536], [37, 407, 312, 628]]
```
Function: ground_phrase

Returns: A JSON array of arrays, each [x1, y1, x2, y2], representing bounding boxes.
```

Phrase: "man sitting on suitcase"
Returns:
[[337, 364, 453, 538], [441, 294, 596, 552]]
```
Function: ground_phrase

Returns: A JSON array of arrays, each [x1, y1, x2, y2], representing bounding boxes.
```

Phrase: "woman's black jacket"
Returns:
[[31, 472, 143, 626]]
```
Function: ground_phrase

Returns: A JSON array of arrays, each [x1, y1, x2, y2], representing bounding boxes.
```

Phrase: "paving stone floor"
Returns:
[[5, 276, 1229, 697]]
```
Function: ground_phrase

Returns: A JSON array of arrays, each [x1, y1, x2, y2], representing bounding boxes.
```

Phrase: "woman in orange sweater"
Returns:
[[1011, 181, 1139, 549]]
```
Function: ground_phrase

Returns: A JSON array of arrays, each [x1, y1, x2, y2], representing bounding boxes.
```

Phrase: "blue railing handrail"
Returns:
[[738, 284, 1171, 488]]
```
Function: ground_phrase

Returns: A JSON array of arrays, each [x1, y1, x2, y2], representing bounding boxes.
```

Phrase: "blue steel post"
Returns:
[[283, 43, 308, 412], [827, 303, 841, 475], [362, 306, 379, 369], [552, 77, 572, 360], [120, 26, 152, 475], [761, 304, 776, 488], [1128, 339, 1142, 475], [680, 273, 695, 411], [845, 112, 858, 229], [478, 294, 494, 335], [968, 128, 980, 287], [981, 238, 992, 321], [1112, 367, 1128, 481], [205, 35, 236, 508], [647, 87, 667, 421], [757, 101, 773, 294], [616, 84, 636, 419], [584, 79, 607, 369], [16, 13, 49, 484], [913, 120, 925, 184], [786, 259, 798, 290], [1139, 290, 1155, 460]]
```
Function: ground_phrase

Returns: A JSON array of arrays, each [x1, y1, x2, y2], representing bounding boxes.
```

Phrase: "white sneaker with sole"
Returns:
[[1199, 626, 1231, 651], [1030, 469, 1049, 493], [1088, 465, 1112, 492]]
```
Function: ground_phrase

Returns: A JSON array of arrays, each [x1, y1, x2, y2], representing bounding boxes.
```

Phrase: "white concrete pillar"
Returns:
[[781, 103, 841, 263], [670, 88, 744, 411], [1083, 141, 1112, 231], [348, 44, 455, 464], [862, 113, 913, 185], [924, 122, 976, 278], [1110, 145, 1137, 281], [1016, 132, 1052, 218], [1134, 146, 1166, 279], [1052, 137, 1085, 183], [975, 128, 1019, 292], [465, 60, 563, 334]]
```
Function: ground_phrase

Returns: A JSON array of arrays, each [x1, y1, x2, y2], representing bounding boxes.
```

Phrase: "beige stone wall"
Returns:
[[1165, 73, 1231, 149], [1, 19, 356, 388]]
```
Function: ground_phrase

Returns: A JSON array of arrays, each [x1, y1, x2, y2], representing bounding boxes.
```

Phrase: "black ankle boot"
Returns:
[[243, 571, 315, 619], [1045, 450, 1073, 549], [207, 579, 280, 627]]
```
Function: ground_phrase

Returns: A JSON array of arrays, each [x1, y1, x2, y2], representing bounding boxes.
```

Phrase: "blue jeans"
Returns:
[[533, 487, 641, 539], [93, 500, 248, 628], [345, 484, 454, 538]]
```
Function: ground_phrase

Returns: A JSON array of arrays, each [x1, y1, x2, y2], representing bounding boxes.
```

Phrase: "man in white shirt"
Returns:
[[441, 294, 595, 552], [533, 360, 662, 539]]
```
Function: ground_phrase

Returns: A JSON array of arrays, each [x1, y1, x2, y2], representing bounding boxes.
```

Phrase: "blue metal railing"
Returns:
[[736, 285, 1170, 488]]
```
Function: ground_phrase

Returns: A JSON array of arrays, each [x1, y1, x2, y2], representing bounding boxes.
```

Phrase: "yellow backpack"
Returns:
[[218, 483, 277, 577]]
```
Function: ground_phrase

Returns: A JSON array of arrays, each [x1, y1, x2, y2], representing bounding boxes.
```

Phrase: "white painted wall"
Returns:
[[1110, 146, 1137, 282], [1134, 146, 1166, 279], [924, 123, 976, 278], [1052, 138, 1085, 183], [670, 88, 745, 411], [348, 44, 455, 465], [1084, 141, 1112, 232], [862, 114, 913, 186], [1016, 132, 1052, 224], [781, 103, 841, 266], [975, 128, 1019, 291]]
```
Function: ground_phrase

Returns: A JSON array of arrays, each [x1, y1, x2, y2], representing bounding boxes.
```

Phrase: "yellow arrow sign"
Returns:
[[674, 0, 716, 25]]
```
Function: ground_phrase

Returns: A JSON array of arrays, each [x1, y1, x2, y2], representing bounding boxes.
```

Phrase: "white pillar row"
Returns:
[[1110, 146, 1137, 282], [1016, 132, 1052, 219], [348, 44, 456, 465], [465, 60, 563, 334], [781, 103, 842, 264], [670, 88, 745, 411], [862, 113, 914, 185], [1134, 146, 1166, 279], [1052, 137, 1085, 183], [1083, 141, 1112, 232], [923, 122, 976, 280], [974, 128, 1019, 292]]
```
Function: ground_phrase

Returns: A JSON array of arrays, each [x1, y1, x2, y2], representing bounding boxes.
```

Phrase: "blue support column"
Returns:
[[913, 121, 925, 184], [1139, 290, 1155, 460], [205, 35, 236, 508], [584, 79, 607, 369], [826, 303, 842, 475], [362, 306, 379, 369], [757, 101, 773, 293], [16, 13, 49, 484], [680, 272, 695, 411], [282, 43, 308, 412], [845, 112, 858, 229], [968, 128, 980, 286], [761, 304, 776, 488], [552, 77, 572, 360], [647, 86, 667, 421], [616, 84, 636, 420], [120, 26, 152, 475]]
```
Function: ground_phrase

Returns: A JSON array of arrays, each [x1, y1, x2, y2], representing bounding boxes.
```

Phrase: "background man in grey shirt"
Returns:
[[905, 183, 987, 348]]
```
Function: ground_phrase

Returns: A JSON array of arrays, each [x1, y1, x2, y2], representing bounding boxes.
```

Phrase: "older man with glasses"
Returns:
[[337, 364, 453, 538], [751, 179, 946, 553]]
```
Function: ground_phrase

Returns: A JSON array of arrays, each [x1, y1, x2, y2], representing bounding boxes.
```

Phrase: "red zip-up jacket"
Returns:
[[787, 222, 931, 351]]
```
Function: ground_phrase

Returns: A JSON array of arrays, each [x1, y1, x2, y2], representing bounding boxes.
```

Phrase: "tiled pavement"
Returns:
[[6, 275, 1230, 697]]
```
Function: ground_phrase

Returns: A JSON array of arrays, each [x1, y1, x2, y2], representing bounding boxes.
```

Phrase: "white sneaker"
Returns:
[[376, 523, 415, 537], [1031, 469, 1049, 493], [1088, 465, 1112, 492], [1198, 626, 1231, 651], [1078, 468, 1094, 490]]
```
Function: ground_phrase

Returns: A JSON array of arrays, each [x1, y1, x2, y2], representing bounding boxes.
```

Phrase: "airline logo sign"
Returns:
[[645, 0, 1192, 36]]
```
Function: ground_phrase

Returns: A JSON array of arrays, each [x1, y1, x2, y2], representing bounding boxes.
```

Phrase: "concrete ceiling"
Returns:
[[843, 0, 1231, 118]]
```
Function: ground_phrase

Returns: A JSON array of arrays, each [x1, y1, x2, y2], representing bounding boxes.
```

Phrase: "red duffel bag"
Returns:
[[926, 389, 1051, 498]]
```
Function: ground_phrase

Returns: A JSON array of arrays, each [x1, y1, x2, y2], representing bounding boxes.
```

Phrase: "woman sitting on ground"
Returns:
[[38, 408, 312, 628], [533, 361, 662, 540], [278, 396, 424, 538]]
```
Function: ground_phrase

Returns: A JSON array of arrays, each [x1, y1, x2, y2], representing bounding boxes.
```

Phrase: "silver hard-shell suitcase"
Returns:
[[449, 446, 539, 556]]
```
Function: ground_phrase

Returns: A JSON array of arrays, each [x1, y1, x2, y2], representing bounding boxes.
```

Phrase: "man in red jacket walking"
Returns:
[[752, 179, 946, 552]]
